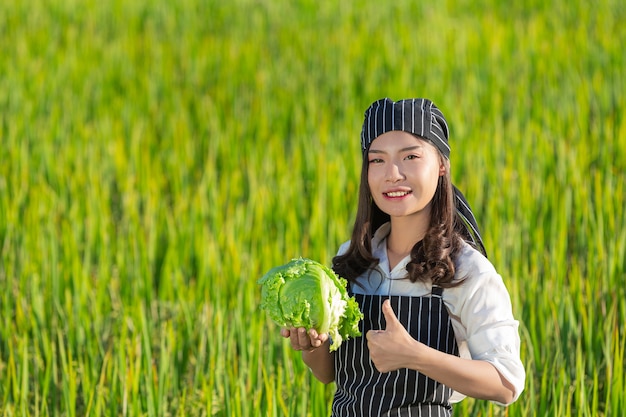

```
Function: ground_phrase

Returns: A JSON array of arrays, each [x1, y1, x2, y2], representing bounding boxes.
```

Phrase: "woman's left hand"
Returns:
[[367, 301, 517, 404], [366, 299, 422, 372]]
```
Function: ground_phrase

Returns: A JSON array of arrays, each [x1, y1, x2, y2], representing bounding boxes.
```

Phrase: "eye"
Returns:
[[405, 154, 421, 160], [368, 158, 383, 164]]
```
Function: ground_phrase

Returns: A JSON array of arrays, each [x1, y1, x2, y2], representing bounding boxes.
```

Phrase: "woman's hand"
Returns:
[[281, 327, 335, 383], [281, 327, 329, 352], [366, 299, 515, 403], [366, 299, 422, 372]]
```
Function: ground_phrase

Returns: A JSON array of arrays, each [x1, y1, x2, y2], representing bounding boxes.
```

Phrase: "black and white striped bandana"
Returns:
[[360, 97, 487, 256], [360, 98, 451, 159]]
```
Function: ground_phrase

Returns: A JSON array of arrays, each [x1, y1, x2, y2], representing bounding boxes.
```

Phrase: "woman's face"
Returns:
[[367, 131, 445, 220]]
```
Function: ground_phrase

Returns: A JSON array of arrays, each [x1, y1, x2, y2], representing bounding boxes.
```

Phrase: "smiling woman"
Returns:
[[278, 97, 525, 415]]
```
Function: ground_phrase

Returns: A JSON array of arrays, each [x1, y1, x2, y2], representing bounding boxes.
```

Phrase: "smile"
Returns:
[[384, 191, 411, 197]]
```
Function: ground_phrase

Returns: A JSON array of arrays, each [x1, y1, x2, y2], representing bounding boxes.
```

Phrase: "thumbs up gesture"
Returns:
[[366, 299, 421, 373]]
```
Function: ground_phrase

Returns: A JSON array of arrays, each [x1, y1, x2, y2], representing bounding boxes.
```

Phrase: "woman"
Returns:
[[281, 98, 525, 415]]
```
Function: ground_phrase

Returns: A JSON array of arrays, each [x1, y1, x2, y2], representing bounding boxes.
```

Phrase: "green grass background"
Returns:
[[1, 0, 624, 415]]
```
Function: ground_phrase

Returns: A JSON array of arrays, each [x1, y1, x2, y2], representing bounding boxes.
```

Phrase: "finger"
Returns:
[[316, 332, 328, 343], [365, 329, 382, 340], [382, 299, 401, 329], [297, 327, 311, 348], [308, 329, 322, 347], [289, 327, 303, 349], [280, 328, 291, 338]]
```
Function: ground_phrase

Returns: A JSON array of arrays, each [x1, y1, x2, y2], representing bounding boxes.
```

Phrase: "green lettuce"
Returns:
[[257, 258, 363, 352]]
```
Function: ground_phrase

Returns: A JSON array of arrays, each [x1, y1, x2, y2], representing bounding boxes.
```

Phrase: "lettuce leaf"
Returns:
[[258, 258, 362, 352]]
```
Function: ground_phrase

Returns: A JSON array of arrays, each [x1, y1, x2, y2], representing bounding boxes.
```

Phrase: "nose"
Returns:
[[385, 162, 404, 182]]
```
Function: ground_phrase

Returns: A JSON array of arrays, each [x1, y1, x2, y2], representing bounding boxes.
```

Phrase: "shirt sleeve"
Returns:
[[450, 247, 526, 405]]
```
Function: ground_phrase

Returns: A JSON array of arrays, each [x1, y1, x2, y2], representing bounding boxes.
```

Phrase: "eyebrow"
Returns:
[[368, 145, 424, 154]]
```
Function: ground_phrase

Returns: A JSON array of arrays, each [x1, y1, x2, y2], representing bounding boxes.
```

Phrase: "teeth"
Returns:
[[386, 191, 409, 197]]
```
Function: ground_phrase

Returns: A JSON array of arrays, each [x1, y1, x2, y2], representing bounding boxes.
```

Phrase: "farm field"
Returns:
[[0, 0, 625, 415]]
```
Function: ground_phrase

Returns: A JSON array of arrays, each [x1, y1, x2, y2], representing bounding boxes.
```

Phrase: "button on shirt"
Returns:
[[336, 223, 526, 405]]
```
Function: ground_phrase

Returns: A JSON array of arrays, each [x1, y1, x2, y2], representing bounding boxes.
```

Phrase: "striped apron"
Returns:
[[332, 287, 459, 416]]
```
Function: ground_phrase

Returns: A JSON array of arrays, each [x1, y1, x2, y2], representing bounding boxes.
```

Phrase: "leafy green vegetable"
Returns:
[[258, 258, 363, 352]]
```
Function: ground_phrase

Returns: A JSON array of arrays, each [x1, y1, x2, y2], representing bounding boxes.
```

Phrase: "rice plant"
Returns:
[[0, 0, 624, 415]]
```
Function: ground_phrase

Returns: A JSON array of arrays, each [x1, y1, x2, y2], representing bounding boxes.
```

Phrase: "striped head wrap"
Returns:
[[361, 98, 450, 158], [360, 97, 487, 256]]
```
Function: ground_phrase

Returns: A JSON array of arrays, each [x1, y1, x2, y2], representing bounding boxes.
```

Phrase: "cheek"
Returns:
[[367, 170, 377, 188], [422, 168, 442, 189]]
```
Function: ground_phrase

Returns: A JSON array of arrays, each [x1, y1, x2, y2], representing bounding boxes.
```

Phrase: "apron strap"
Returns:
[[432, 286, 444, 297]]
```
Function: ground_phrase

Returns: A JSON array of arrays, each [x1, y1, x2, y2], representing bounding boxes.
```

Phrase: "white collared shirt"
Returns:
[[337, 222, 526, 405]]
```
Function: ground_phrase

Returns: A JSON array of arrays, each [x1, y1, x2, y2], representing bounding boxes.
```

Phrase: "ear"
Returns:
[[439, 158, 449, 177]]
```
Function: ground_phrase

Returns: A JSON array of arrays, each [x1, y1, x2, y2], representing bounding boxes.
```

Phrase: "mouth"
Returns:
[[384, 190, 412, 198]]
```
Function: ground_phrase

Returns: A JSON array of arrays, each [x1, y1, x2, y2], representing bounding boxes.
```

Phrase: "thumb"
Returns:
[[382, 299, 401, 330]]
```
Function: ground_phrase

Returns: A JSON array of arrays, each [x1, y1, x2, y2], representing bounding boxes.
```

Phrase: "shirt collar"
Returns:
[[372, 222, 391, 253], [371, 222, 412, 276]]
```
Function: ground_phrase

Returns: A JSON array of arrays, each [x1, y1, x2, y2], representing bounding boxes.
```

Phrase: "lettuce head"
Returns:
[[257, 258, 363, 352]]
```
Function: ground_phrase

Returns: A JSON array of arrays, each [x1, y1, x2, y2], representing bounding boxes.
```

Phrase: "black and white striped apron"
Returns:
[[332, 287, 459, 416]]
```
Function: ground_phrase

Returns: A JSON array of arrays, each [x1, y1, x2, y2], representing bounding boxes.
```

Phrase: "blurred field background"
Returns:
[[1, 0, 624, 415]]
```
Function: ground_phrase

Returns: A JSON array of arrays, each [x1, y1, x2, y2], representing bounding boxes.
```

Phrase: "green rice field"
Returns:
[[1, 0, 625, 415]]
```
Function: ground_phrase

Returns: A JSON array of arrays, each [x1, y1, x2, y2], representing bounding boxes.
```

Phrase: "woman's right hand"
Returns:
[[281, 327, 335, 384], [281, 327, 329, 352]]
